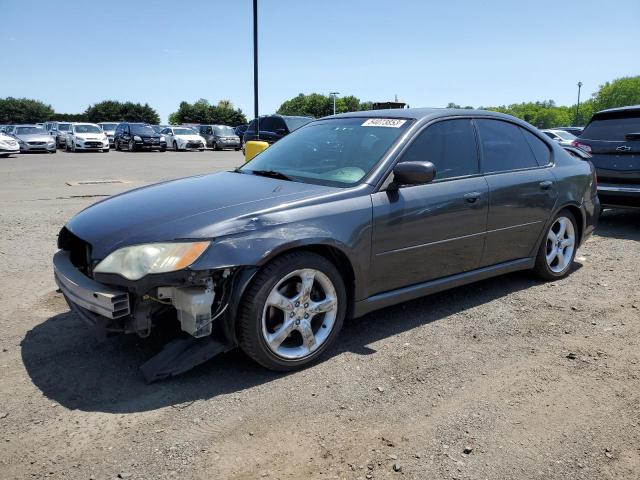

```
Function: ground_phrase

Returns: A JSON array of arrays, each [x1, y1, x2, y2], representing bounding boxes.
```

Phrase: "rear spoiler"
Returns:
[[563, 145, 592, 160]]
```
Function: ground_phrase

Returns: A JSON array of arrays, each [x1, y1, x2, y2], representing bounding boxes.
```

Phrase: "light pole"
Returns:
[[575, 81, 583, 126], [330, 92, 339, 115], [253, 0, 259, 137]]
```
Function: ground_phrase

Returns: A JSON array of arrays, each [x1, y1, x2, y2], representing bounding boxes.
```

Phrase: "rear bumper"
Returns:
[[53, 250, 130, 319], [598, 183, 640, 208]]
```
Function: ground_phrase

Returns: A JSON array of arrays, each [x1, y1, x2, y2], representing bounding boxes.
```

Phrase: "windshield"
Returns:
[[100, 123, 118, 130], [131, 125, 156, 135], [553, 130, 576, 140], [214, 126, 236, 136], [74, 124, 102, 134], [173, 128, 195, 135], [16, 127, 46, 135], [58, 123, 71, 131], [284, 116, 313, 132], [240, 117, 411, 187], [581, 115, 640, 141]]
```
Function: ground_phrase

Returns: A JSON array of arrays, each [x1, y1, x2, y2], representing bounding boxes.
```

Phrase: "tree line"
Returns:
[[1, 76, 638, 128]]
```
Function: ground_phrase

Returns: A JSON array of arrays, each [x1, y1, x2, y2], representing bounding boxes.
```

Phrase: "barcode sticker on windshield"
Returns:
[[362, 118, 407, 128]]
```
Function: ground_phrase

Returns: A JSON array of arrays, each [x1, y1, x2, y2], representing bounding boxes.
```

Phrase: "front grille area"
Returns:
[[58, 227, 92, 275], [28, 141, 46, 145], [85, 142, 102, 148]]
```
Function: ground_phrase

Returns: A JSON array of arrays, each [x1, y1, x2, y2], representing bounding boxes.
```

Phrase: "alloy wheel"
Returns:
[[545, 216, 575, 273], [261, 268, 338, 360]]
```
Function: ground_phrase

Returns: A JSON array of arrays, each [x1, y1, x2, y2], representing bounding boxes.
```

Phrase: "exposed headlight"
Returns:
[[160, 136, 165, 142], [94, 241, 210, 280], [133, 135, 142, 141]]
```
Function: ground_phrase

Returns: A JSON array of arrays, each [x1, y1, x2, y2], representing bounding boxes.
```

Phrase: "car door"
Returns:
[[162, 128, 173, 146], [369, 118, 489, 295], [475, 119, 557, 266]]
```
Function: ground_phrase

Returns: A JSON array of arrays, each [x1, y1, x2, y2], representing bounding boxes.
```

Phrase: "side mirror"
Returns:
[[392, 161, 436, 187]]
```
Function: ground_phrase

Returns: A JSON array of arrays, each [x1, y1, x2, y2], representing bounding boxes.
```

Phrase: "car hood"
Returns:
[[175, 134, 204, 141], [75, 134, 106, 140], [17, 134, 52, 142], [65, 171, 337, 258], [0, 133, 17, 143]]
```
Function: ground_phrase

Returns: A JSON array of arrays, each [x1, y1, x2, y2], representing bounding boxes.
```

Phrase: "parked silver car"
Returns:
[[97, 122, 119, 148], [13, 125, 56, 153], [46, 122, 72, 148]]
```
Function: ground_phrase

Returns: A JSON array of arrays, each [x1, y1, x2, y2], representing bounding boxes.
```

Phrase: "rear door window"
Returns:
[[400, 119, 479, 180], [581, 114, 640, 141], [476, 119, 539, 173]]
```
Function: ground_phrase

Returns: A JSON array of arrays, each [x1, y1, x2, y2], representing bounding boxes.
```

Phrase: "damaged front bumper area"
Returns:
[[52, 249, 237, 382]]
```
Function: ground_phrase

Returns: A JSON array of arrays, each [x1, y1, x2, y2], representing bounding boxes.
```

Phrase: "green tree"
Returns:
[[168, 99, 247, 126], [276, 93, 373, 117], [591, 76, 640, 112], [84, 100, 160, 124], [0, 97, 55, 123]]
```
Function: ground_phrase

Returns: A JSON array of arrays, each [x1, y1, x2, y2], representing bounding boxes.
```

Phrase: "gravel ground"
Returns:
[[0, 150, 638, 480]]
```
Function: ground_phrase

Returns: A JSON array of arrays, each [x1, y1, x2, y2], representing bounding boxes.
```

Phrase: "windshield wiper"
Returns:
[[249, 169, 295, 181]]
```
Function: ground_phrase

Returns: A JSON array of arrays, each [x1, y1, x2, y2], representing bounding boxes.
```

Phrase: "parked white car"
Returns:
[[541, 129, 577, 146], [160, 126, 206, 151], [66, 123, 110, 152], [0, 132, 20, 156]]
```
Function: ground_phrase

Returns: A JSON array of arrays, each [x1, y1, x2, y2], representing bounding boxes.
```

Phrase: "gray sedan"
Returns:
[[54, 108, 599, 380], [13, 126, 56, 153]]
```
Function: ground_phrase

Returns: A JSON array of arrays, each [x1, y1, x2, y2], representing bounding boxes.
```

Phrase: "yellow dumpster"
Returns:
[[244, 140, 269, 162]]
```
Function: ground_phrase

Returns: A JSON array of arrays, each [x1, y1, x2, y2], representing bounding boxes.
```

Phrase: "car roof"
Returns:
[[330, 107, 518, 121], [595, 105, 640, 115]]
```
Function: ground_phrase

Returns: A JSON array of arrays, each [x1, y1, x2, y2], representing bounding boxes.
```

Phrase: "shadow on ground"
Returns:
[[21, 268, 550, 414], [595, 208, 640, 241]]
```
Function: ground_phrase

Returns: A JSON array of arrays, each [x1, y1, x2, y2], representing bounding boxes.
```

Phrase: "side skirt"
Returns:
[[353, 257, 535, 318]]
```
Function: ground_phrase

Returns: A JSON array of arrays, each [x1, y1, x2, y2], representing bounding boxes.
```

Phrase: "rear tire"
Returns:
[[533, 209, 578, 280], [237, 251, 347, 371]]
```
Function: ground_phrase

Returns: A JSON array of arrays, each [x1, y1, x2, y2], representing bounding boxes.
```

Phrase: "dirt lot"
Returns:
[[0, 150, 638, 480]]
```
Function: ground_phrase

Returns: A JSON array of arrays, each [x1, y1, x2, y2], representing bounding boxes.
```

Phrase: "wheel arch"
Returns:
[[531, 201, 586, 257]]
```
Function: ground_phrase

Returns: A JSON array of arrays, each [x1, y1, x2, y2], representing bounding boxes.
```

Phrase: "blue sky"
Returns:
[[2, 0, 639, 122]]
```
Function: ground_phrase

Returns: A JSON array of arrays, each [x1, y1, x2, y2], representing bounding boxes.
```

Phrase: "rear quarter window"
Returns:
[[521, 129, 551, 166]]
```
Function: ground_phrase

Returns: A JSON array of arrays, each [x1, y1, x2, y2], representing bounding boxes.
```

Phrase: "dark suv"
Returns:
[[243, 115, 313, 146], [114, 123, 167, 152], [573, 105, 640, 208]]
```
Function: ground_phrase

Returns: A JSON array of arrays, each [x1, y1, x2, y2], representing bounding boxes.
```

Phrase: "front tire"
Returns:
[[173, 141, 179, 151], [128, 139, 135, 152], [237, 252, 347, 371], [533, 209, 578, 280]]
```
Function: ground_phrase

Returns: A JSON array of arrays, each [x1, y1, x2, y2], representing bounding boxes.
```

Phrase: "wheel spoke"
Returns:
[[546, 247, 558, 264], [267, 320, 295, 349], [298, 319, 316, 351], [547, 230, 557, 243], [561, 237, 574, 248], [299, 270, 316, 298], [557, 218, 567, 238], [266, 289, 293, 312], [556, 249, 566, 269], [307, 297, 336, 315]]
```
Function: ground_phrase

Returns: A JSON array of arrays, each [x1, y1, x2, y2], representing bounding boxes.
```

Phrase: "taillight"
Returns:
[[571, 140, 592, 154]]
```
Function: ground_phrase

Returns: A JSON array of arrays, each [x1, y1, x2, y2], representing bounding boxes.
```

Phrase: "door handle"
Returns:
[[464, 192, 482, 203], [539, 180, 553, 190]]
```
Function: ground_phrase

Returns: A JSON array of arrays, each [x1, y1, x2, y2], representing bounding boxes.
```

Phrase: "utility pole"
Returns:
[[253, 0, 259, 137], [575, 81, 583, 126], [330, 92, 339, 115]]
